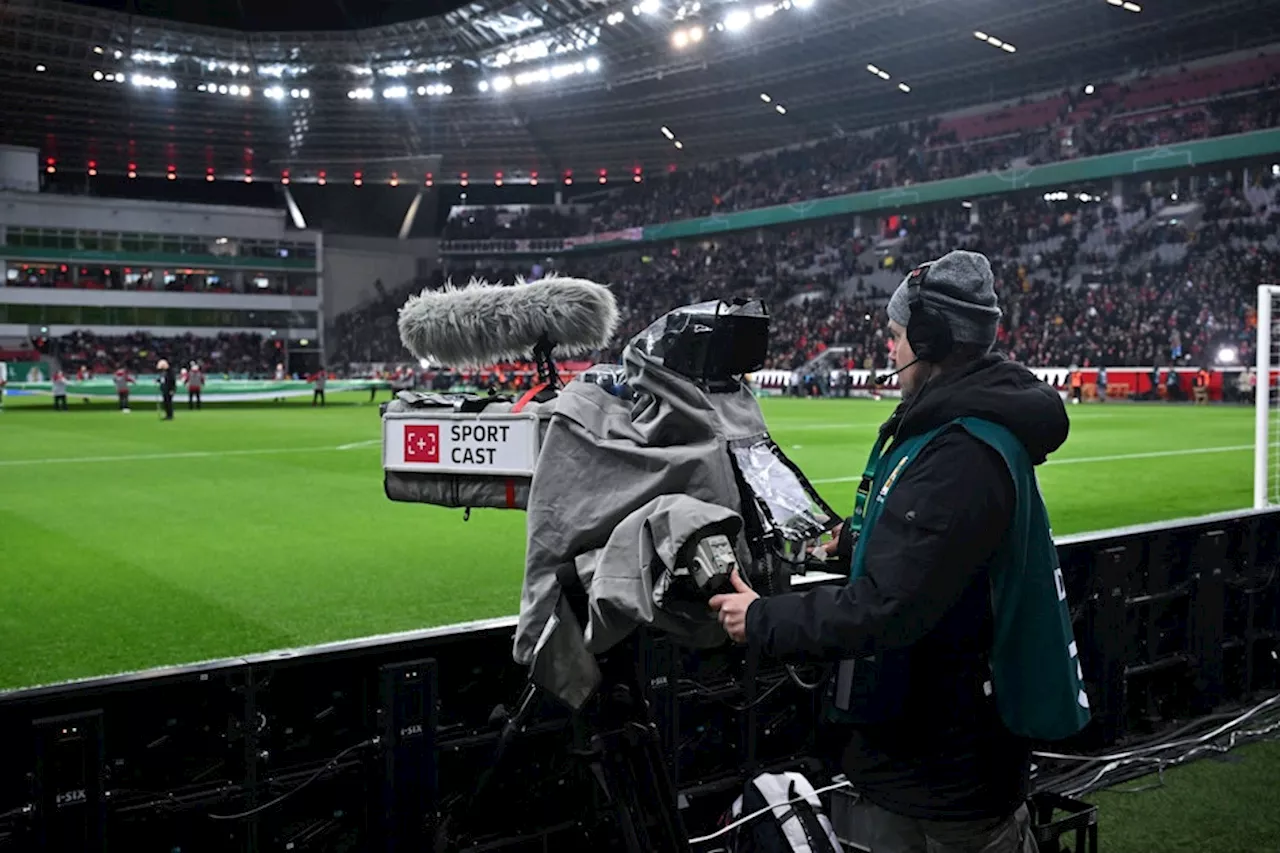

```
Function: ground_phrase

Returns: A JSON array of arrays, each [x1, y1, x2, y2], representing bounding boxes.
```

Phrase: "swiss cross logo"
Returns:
[[404, 425, 440, 463]]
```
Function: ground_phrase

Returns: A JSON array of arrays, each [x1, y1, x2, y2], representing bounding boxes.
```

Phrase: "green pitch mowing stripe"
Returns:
[[0, 394, 1257, 689]]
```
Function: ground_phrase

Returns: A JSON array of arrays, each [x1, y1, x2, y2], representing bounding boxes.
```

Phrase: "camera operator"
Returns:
[[712, 250, 1081, 853]]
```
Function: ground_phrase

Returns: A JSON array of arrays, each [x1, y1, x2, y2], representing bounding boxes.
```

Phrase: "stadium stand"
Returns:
[[442, 52, 1280, 240], [52, 330, 280, 376], [332, 177, 1280, 378]]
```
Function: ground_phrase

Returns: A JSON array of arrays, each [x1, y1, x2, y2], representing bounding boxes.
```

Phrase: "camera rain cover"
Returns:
[[629, 299, 769, 383], [730, 438, 833, 544]]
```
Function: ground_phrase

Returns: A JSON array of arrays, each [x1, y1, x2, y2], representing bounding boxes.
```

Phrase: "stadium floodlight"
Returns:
[[479, 80, 491, 92], [1219, 347, 1238, 365], [383, 85, 408, 99], [661, 126, 675, 139], [775, 104, 786, 114], [724, 9, 751, 30], [265, 85, 286, 100], [760, 93, 771, 102], [607, 11, 625, 23], [586, 57, 601, 72], [493, 76, 513, 91], [1085, 83, 1095, 94], [672, 29, 689, 48], [866, 64, 890, 80], [93, 71, 104, 81], [674, 140, 684, 149], [35, 64, 47, 72], [638, 0, 660, 13], [793, 0, 814, 7], [898, 82, 911, 93], [754, 4, 775, 19], [974, 31, 1016, 52]]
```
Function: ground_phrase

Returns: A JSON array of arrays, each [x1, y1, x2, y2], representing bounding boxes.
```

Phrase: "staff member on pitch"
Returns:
[[712, 250, 1088, 853], [157, 359, 176, 420], [187, 361, 205, 410]]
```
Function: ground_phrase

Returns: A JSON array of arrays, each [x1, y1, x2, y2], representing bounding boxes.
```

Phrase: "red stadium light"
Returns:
[[167, 165, 177, 180], [167, 171, 176, 180], [354, 171, 363, 187], [564, 170, 573, 186], [460, 172, 469, 187], [244, 170, 253, 184], [46, 157, 56, 174], [598, 169, 607, 185], [318, 171, 327, 186], [495, 171, 503, 187], [530, 171, 539, 186], [128, 163, 137, 179], [88, 160, 97, 177], [281, 170, 290, 185], [59, 264, 68, 273], [633, 167, 642, 183], [425, 172, 433, 187], [390, 172, 399, 187]]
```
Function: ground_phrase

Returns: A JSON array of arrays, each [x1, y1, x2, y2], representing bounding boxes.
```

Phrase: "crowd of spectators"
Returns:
[[444, 54, 1280, 240], [53, 331, 279, 376], [336, 175, 1279, 375]]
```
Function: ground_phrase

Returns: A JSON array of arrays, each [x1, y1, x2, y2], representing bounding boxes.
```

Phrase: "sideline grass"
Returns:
[[0, 393, 1256, 689]]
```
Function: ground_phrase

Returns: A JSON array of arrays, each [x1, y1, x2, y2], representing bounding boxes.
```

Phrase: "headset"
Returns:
[[905, 262, 954, 364]]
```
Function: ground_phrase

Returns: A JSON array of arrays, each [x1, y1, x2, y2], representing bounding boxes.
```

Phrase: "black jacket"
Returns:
[[158, 368, 176, 397], [746, 354, 1069, 821]]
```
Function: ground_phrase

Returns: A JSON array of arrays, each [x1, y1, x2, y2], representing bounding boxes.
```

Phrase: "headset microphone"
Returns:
[[873, 357, 919, 385]]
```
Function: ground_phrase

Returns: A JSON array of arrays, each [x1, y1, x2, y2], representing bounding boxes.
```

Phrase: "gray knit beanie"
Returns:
[[886, 249, 1002, 351]]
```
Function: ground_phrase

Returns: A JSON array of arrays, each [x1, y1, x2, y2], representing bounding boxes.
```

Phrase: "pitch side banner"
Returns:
[[6, 378, 390, 402]]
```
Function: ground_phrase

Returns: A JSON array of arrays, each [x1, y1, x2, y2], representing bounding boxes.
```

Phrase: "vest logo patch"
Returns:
[[877, 455, 911, 502]]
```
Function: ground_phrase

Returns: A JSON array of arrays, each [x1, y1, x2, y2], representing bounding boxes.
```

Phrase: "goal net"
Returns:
[[1256, 285, 1280, 508]]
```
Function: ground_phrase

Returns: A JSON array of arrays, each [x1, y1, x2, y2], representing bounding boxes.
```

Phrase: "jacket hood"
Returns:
[[890, 354, 1068, 464]]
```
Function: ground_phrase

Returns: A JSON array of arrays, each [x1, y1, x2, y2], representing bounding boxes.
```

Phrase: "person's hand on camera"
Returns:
[[709, 568, 758, 644]]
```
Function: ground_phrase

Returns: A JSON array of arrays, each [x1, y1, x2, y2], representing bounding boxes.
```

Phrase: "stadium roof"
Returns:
[[1, 0, 1278, 183]]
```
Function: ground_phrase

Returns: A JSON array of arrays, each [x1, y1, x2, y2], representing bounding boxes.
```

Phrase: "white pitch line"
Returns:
[[809, 444, 1253, 485], [0, 442, 379, 468], [336, 438, 381, 450]]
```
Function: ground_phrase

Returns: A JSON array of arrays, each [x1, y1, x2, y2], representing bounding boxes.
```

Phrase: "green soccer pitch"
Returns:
[[0, 392, 1256, 691]]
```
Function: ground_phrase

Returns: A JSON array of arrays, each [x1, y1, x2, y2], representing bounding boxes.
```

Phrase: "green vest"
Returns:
[[843, 416, 1091, 742]]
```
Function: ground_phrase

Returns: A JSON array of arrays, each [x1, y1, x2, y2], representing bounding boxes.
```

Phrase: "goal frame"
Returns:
[[1255, 285, 1280, 508]]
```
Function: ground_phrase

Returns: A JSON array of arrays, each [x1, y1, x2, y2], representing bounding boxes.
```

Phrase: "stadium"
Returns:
[[1, 0, 1280, 848]]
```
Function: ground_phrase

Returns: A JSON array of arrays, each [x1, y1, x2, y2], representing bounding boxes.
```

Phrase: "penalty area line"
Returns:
[[0, 441, 381, 467], [809, 444, 1254, 485]]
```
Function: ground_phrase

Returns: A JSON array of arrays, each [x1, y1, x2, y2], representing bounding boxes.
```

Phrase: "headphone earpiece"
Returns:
[[905, 263, 953, 364]]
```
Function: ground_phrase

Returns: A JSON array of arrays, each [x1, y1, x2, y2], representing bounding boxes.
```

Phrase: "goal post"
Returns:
[[1255, 285, 1280, 508]]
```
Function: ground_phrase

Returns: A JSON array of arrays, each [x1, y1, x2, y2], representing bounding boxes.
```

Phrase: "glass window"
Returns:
[[100, 232, 121, 252], [122, 234, 142, 252], [41, 229, 61, 249], [8, 304, 42, 324], [80, 306, 109, 324], [80, 232, 100, 250], [161, 235, 182, 254], [60, 230, 76, 250], [46, 304, 79, 324], [161, 308, 191, 326]]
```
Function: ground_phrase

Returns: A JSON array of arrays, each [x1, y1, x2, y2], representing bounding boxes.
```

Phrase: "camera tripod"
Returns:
[[436, 632, 691, 853]]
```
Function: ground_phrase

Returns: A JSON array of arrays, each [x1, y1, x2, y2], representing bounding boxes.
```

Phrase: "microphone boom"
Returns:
[[398, 276, 619, 367]]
